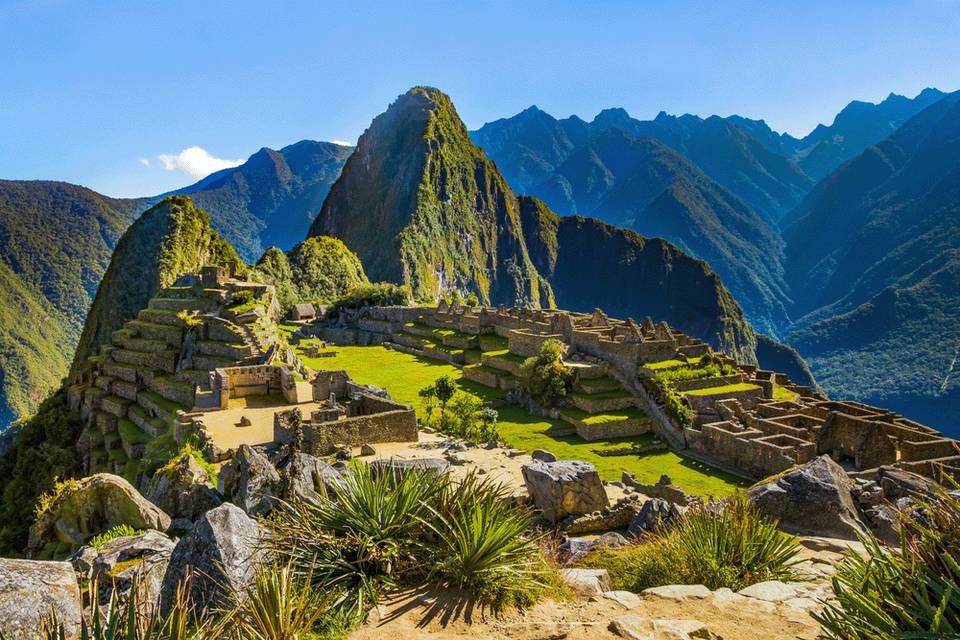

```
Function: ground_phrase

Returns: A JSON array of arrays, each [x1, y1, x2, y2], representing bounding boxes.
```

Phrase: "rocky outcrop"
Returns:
[[278, 452, 352, 502], [147, 454, 222, 521], [522, 460, 609, 523], [29, 473, 171, 550], [0, 558, 81, 640], [160, 503, 263, 615], [747, 455, 867, 539], [73, 530, 175, 608], [220, 445, 282, 516], [627, 498, 682, 537]]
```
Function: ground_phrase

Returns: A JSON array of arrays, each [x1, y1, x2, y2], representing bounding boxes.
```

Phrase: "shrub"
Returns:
[[328, 282, 411, 315], [520, 339, 573, 407], [228, 562, 341, 640], [814, 489, 960, 639], [263, 465, 549, 625], [465, 293, 480, 307], [426, 472, 544, 609], [576, 494, 800, 591], [419, 375, 457, 430], [89, 524, 141, 551]]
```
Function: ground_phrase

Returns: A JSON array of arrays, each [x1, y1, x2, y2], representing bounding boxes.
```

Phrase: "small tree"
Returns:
[[479, 407, 499, 443], [465, 293, 480, 307], [520, 338, 574, 407], [448, 391, 484, 439], [420, 375, 457, 430]]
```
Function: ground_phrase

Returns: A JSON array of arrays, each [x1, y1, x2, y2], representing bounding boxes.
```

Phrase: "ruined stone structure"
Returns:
[[319, 301, 960, 485]]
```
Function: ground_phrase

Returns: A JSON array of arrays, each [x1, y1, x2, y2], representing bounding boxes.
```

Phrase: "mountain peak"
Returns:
[[592, 107, 633, 128]]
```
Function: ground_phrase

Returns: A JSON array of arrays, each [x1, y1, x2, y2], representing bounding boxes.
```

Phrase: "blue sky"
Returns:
[[1, 0, 958, 197]]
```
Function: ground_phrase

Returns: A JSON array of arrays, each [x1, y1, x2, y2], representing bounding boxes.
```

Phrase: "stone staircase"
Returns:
[[559, 366, 652, 441]]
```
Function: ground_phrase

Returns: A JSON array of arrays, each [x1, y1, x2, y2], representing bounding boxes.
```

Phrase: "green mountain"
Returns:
[[783, 91, 960, 434], [311, 87, 759, 362], [166, 140, 352, 261], [0, 181, 143, 426], [255, 236, 368, 314], [785, 88, 946, 182], [309, 86, 550, 308], [71, 195, 243, 372]]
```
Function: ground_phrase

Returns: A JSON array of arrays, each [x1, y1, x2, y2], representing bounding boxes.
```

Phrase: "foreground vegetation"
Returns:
[[815, 488, 960, 638], [575, 494, 800, 591], [293, 343, 746, 496]]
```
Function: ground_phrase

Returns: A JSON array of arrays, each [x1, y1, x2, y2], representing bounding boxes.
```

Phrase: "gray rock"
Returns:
[[160, 503, 263, 615], [0, 558, 81, 640], [369, 458, 450, 483], [277, 452, 353, 501], [864, 504, 901, 545], [559, 531, 630, 563], [642, 584, 711, 601], [747, 455, 867, 539], [559, 568, 612, 595], [28, 473, 171, 550], [522, 460, 608, 523], [147, 454, 222, 520], [220, 444, 282, 516], [359, 443, 377, 457], [627, 498, 680, 537], [877, 466, 937, 501], [531, 449, 557, 463], [89, 530, 175, 608]]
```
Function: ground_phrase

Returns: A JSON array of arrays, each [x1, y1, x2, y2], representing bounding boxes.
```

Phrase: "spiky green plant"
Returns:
[[89, 524, 141, 551], [264, 463, 446, 622], [577, 493, 800, 591], [425, 472, 545, 609], [814, 488, 960, 639], [227, 562, 340, 640]]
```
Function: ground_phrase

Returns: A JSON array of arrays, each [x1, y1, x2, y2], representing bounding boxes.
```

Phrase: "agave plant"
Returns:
[[815, 488, 960, 639], [227, 562, 338, 640], [425, 472, 546, 609], [264, 463, 446, 622]]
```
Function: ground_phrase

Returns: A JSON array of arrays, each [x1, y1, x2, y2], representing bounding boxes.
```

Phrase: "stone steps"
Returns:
[[480, 351, 526, 377], [176, 368, 212, 387], [559, 407, 652, 441], [110, 379, 140, 402], [575, 376, 622, 395], [99, 394, 132, 418], [127, 403, 168, 438], [110, 347, 177, 373], [113, 332, 170, 354], [196, 340, 253, 359], [116, 418, 148, 458], [148, 296, 219, 313], [137, 308, 187, 328], [125, 320, 184, 346], [146, 375, 195, 408], [136, 390, 188, 422], [192, 353, 237, 371]]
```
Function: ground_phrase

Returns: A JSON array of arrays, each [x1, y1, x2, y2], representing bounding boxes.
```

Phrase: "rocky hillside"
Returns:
[[783, 91, 960, 434], [165, 140, 352, 261], [310, 86, 550, 308], [518, 197, 758, 364], [71, 195, 243, 373], [0, 181, 143, 427], [311, 87, 760, 361]]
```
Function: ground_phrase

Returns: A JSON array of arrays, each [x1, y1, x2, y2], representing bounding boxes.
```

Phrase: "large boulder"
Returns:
[[747, 455, 867, 539], [72, 530, 175, 609], [877, 466, 938, 501], [29, 473, 171, 550], [220, 445, 282, 516], [0, 559, 81, 640], [522, 460, 609, 523], [147, 454, 223, 520], [160, 503, 263, 615], [277, 452, 353, 501]]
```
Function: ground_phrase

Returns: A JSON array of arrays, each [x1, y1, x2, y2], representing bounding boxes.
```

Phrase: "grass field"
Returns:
[[295, 343, 747, 497]]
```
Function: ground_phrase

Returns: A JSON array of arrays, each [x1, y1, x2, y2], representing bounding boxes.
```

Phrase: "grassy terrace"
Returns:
[[684, 382, 762, 396], [294, 343, 746, 497], [561, 406, 648, 425]]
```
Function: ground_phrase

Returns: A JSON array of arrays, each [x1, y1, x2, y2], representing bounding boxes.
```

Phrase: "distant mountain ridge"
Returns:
[[164, 140, 352, 261], [311, 87, 761, 364]]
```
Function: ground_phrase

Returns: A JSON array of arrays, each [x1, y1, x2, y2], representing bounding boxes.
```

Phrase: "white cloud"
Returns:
[[157, 146, 244, 179], [138, 157, 151, 167], [331, 139, 354, 147]]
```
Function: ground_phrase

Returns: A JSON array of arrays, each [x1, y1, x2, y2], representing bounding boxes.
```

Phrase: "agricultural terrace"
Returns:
[[291, 339, 747, 497]]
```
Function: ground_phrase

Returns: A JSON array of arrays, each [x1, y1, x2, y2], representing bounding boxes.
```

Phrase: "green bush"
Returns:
[[465, 293, 480, 307], [328, 282, 411, 316], [814, 489, 960, 639], [89, 524, 141, 551], [520, 339, 573, 407], [264, 465, 548, 625], [576, 494, 800, 591]]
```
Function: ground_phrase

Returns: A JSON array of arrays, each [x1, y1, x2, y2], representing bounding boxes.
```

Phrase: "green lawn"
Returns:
[[684, 383, 762, 396], [296, 344, 746, 497]]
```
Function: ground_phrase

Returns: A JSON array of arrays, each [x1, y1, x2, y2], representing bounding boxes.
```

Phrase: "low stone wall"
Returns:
[[622, 472, 691, 506], [674, 374, 743, 392], [684, 386, 764, 413], [508, 330, 561, 358], [463, 365, 500, 388], [281, 408, 418, 455]]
